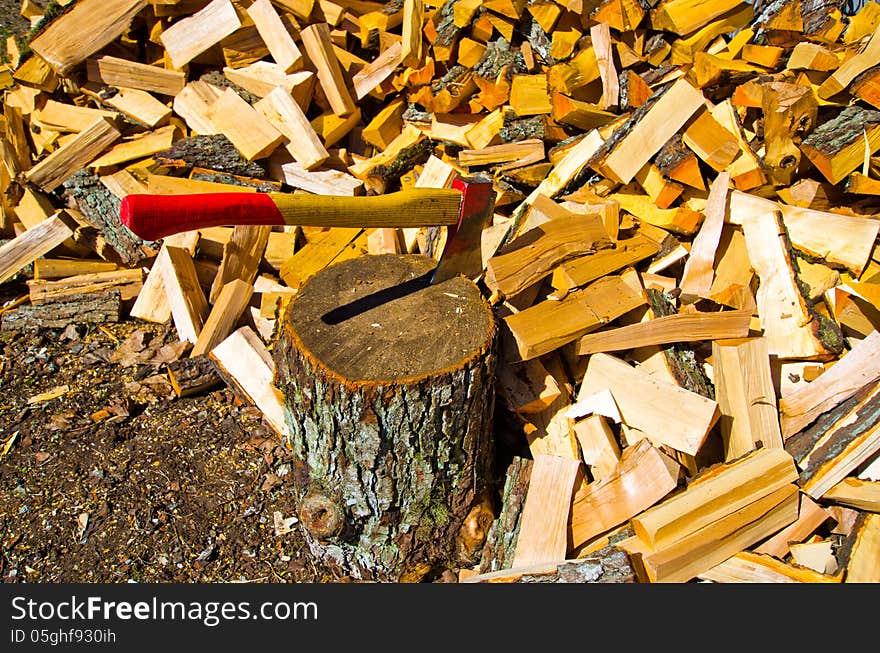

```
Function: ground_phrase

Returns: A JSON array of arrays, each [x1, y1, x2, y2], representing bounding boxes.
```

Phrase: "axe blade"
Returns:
[[430, 176, 494, 285]]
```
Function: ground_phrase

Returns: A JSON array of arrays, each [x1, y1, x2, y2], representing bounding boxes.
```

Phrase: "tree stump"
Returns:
[[273, 253, 498, 582]]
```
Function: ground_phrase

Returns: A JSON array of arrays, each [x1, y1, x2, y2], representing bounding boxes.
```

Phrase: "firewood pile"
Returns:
[[1, 0, 879, 583]]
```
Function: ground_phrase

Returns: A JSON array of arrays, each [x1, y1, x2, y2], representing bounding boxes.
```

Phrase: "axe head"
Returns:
[[430, 176, 494, 285]]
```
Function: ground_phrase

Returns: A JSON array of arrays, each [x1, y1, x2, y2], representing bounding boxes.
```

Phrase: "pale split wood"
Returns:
[[495, 356, 563, 414], [569, 438, 681, 550], [598, 77, 705, 184], [623, 484, 800, 583], [28, 269, 143, 304], [506, 129, 605, 243], [575, 309, 751, 356], [87, 55, 186, 97], [732, 203, 837, 361], [223, 63, 315, 102], [191, 279, 254, 358], [88, 124, 179, 171], [650, 0, 743, 36], [630, 447, 799, 549], [88, 85, 173, 129], [129, 232, 200, 324], [572, 414, 621, 482], [209, 224, 272, 304], [590, 22, 619, 110], [502, 274, 645, 361], [247, 0, 303, 73], [551, 234, 660, 294], [299, 22, 357, 116], [209, 326, 291, 439], [779, 330, 880, 439], [845, 513, 880, 582], [728, 190, 879, 277], [159, 0, 242, 70], [577, 352, 719, 457], [712, 336, 784, 461], [789, 540, 840, 575], [28, 0, 149, 77], [255, 86, 329, 170], [208, 87, 285, 161], [399, 154, 458, 255], [400, 0, 424, 69], [0, 215, 73, 285], [510, 453, 582, 569], [818, 22, 880, 99], [681, 108, 741, 173], [485, 211, 612, 298], [679, 170, 730, 300], [172, 81, 224, 135], [366, 228, 402, 255], [752, 493, 833, 559], [30, 99, 116, 133], [157, 245, 210, 344], [24, 117, 121, 192], [277, 161, 363, 195], [99, 169, 148, 199], [698, 551, 841, 583], [822, 478, 880, 513], [352, 42, 403, 101], [33, 259, 121, 280]]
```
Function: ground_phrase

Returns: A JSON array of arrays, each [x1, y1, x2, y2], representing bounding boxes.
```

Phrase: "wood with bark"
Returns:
[[778, 329, 880, 439], [27, 269, 143, 305], [785, 382, 880, 500], [167, 354, 223, 398], [273, 254, 497, 582], [478, 456, 531, 576], [1, 289, 123, 331]]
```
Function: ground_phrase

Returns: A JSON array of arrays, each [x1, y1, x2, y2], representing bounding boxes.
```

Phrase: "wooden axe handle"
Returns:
[[120, 189, 464, 241]]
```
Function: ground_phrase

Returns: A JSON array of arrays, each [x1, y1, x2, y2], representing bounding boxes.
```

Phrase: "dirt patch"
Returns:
[[0, 276, 333, 582]]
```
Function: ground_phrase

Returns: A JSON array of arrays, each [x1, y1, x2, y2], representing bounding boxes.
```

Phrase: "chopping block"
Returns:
[[273, 253, 498, 582]]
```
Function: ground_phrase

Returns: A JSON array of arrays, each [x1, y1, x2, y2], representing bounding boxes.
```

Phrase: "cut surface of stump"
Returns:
[[274, 253, 497, 582]]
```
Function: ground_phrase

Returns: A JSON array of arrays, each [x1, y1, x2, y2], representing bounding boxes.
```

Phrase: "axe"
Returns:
[[119, 176, 494, 285]]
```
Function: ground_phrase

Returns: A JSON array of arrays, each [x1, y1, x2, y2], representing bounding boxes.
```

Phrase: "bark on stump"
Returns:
[[274, 253, 498, 582]]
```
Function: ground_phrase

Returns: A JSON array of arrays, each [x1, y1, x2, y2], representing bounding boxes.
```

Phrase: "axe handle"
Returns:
[[120, 189, 464, 241]]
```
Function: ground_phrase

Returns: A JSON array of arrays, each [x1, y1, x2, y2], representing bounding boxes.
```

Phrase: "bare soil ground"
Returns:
[[0, 274, 332, 583]]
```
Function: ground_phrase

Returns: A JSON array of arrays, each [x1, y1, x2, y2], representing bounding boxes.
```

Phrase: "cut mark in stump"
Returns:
[[320, 271, 432, 325]]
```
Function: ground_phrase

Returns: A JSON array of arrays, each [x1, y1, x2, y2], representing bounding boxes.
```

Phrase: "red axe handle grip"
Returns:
[[120, 193, 285, 241], [120, 190, 464, 241]]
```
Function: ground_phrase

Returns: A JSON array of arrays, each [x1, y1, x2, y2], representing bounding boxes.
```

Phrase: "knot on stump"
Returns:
[[299, 491, 345, 540]]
